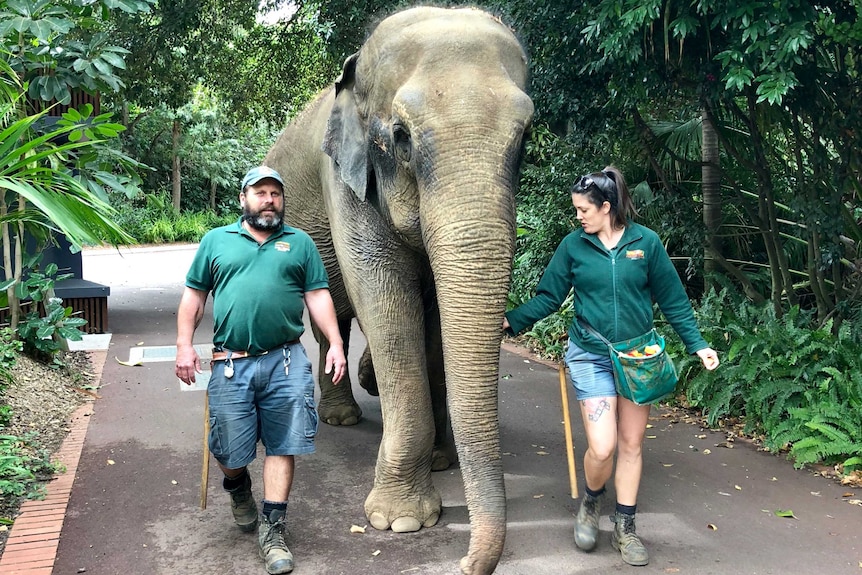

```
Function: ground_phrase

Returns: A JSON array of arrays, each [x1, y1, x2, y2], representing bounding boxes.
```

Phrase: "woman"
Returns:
[[503, 166, 719, 566]]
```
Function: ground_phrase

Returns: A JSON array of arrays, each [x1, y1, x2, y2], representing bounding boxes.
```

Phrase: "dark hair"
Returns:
[[569, 165, 636, 229]]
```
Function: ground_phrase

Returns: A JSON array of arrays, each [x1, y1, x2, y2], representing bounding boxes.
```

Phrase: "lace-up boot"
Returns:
[[573, 491, 603, 551], [611, 511, 649, 566], [258, 509, 294, 574], [225, 473, 258, 532]]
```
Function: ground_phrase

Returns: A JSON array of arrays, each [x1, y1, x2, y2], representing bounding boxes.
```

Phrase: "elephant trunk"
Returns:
[[422, 177, 516, 574]]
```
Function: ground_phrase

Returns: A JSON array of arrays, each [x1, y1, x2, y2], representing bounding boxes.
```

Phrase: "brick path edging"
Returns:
[[0, 350, 107, 575]]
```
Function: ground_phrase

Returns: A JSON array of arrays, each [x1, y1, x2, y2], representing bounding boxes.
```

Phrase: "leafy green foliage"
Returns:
[[671, 286, 862, 472], [0, 0, 152, 105], [110, 191, 235, 243], [510, 125, 590, 306], [13, 263, 87, 365], [0, 329, 22, 427], [0, 433, 58, 500]]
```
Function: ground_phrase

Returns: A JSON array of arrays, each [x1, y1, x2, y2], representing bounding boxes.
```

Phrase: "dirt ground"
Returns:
[[0, 350, 97, 555]]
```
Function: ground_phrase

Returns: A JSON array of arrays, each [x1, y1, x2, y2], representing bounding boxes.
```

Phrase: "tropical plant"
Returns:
[[0, 71, 138, 332], [0, 0, 152, 106], [14, 261, 87, 365]]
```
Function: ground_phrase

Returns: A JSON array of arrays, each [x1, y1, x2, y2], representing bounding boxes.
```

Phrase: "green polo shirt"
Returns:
[[186, 219, 329, 354]]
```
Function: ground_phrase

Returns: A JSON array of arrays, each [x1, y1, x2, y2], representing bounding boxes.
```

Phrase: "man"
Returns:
[[175, 166, 346, 575]]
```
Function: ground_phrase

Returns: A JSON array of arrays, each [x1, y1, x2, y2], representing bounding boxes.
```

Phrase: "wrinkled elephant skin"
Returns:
[[264, 7, 533, 574]]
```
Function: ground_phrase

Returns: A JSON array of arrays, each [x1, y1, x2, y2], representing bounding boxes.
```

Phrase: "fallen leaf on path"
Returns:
[[842, 492, 854, 498], [662, 463, 674, 467], [136, 341, 144, 346], [774, 509, 797, 519], [115, 356, 142, 367], [810, 491, 821, 497], [536, 451, 548, 456], [350, 524, 366, 533], [664, 568, 680, 573], [734, 485, 742, 490], [533, 494, 544, 499], [646, 435, 657, 439], [707, 523, 717, 530], [847, 499, 862, 506], [171, 480, 178, 485], [703, 448, 712, 455], [372, 550, 381, 556], [107, 459, 115, 465]]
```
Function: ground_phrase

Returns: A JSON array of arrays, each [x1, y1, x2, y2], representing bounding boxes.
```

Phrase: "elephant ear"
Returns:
[[323, 52, 368, 201]]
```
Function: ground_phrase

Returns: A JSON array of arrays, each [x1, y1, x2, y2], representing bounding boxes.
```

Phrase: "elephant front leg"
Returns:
[[313, 317, 362, 426], [365, 395, 443, 532], [360, 306, 442, 533]]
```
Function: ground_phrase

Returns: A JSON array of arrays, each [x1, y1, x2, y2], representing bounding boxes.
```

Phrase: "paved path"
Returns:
[[9, 245, 862, 574]]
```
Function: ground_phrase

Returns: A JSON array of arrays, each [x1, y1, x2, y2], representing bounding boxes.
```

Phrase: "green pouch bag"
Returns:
[[578, 319, 679, 405]]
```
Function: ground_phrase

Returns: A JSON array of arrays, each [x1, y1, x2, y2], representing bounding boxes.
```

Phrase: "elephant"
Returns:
[[263, 7, 533, 574]]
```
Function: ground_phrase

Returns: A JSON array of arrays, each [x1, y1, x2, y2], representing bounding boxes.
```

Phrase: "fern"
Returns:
[[674, 285, 862, 474]]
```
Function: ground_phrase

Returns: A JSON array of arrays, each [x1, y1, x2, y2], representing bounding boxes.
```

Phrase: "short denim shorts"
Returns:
[[207, 342, 318, 469], [564, 339, 617, 401]]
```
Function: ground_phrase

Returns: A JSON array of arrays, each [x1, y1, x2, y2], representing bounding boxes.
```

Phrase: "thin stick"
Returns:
[[559, 363, 579, 499], [200, 390, 210, 509]]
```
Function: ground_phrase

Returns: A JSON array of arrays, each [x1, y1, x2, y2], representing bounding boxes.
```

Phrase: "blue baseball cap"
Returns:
[[241, 166, 284, 191]]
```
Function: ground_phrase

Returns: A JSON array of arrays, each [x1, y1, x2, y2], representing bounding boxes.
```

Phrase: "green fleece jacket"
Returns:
[[506, 222, 708, 357]]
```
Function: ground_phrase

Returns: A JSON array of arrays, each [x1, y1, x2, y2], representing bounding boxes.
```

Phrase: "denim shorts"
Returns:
[[564, 340, 617, 400], [207, 342, 318, 469]]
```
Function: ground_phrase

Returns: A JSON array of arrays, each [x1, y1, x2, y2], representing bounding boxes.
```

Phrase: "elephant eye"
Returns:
[[392, 123, 412, 163]]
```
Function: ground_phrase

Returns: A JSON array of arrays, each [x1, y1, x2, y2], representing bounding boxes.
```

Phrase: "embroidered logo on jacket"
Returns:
[[625, 249, 645, 260], [275, 242, 291, 252]]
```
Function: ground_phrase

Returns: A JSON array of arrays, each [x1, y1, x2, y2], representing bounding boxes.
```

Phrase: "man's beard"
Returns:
[[242, 206, 284, 231]]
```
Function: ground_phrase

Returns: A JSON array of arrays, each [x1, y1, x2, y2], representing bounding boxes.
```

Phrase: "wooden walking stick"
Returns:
[[558, 363, 579, 499], [200, 390, 210, 509]]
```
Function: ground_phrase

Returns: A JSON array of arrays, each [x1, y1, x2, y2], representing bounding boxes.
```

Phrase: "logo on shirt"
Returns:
[[275, 242, 291, 252], [625, 249, 645, 260]]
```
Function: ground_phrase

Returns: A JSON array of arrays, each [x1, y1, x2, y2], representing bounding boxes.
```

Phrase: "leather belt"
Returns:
[[211, 340, 300, 362]]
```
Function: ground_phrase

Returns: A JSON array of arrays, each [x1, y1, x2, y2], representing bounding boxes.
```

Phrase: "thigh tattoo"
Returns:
[[583, 399, 612, 422]]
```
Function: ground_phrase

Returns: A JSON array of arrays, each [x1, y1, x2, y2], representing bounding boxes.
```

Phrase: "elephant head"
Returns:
[[321, 7, 533, 574]]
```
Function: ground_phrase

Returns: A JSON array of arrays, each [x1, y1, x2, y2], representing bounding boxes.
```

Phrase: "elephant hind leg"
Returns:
[[357, 346, 379, 396], [313, 317, 362, 426]]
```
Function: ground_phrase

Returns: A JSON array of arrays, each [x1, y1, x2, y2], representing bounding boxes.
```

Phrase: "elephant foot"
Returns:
[[318, 401, 362, 426], [358, 348, 379, 396], [431, 447, 454, 471], [365, 484, 442, 532]]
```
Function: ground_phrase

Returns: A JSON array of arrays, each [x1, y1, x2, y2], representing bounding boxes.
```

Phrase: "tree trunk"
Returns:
[[210, 180, 217, 211], [171, 118, 182, 213], [701, 107, 722, 284]]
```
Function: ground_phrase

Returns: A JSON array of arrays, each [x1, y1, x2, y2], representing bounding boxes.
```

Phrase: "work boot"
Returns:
[[611, 511, 649, 566], [226, 473, 258, 532], [573, 492, 603, 551], [258, 509, 294, 574]]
